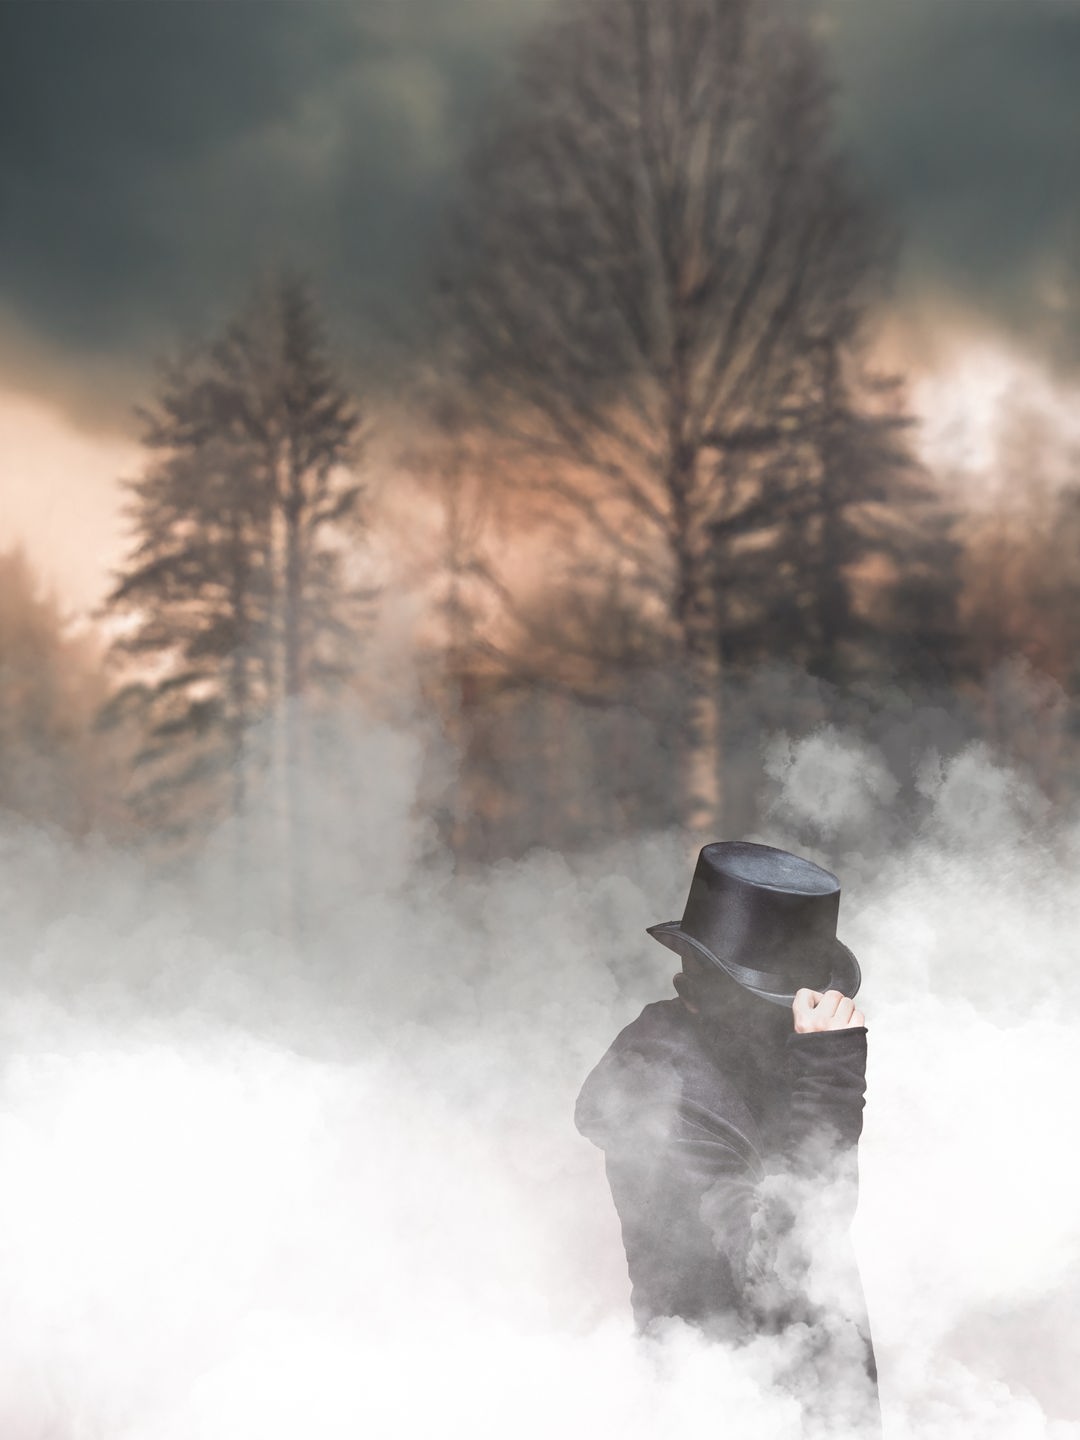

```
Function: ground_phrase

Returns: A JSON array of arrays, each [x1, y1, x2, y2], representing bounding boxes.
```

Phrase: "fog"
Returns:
[[0, 698, 1077, 1439]]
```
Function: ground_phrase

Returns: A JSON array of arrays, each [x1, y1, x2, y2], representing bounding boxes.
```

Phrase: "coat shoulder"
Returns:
[[574, 999, 758, 1154]]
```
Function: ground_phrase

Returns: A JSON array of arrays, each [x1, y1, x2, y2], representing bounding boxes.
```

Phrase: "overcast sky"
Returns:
[[2, 0, 1079, 607]]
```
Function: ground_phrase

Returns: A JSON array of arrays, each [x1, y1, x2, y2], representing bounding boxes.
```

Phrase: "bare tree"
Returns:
[[429, 0, 885, 830], [398, 376, 682, 857], [393, 391, 517, 856]]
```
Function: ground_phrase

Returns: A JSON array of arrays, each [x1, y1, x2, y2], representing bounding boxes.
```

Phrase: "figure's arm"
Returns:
[[786, 1026, 868, 1146], [742, 996, 870, 1338], [784, 989, 868, 1219], [683, 996, 870, 1331], [732, 995, 879, 1430]]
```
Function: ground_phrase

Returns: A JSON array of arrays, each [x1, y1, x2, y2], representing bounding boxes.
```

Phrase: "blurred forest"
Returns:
[[5, 0, 1080, 895]]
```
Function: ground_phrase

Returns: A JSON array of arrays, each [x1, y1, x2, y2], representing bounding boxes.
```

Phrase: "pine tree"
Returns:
[[104, 270, 372, 870], [105, 377, 272, 840], [712, 340, 966, 688], [0, 548, 116, 835]]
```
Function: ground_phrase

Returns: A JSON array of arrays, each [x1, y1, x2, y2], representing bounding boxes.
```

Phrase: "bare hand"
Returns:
[[792, 988, 865, 1033]]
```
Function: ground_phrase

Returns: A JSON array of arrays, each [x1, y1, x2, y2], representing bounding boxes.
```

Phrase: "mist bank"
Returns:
[[0, 696, 1077, 1438]]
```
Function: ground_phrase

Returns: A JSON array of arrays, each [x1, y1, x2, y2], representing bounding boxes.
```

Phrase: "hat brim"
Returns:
[[646, 921, 861, 1008]]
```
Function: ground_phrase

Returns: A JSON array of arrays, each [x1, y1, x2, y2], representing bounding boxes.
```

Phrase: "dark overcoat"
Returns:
[[575, 997, 880, 1432]]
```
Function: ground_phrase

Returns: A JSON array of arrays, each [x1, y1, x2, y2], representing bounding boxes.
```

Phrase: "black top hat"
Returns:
[[647, 841, 861, 1007]]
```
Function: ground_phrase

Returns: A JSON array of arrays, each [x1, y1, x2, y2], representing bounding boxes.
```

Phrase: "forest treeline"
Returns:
[[5, 0, 1080, 878]]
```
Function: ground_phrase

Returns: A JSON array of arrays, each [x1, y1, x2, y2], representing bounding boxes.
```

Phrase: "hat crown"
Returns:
[[707, 840, 838, 895], [680, 841, 840, 979]]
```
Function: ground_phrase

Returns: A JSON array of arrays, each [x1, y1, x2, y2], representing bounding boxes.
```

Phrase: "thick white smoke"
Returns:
[[0, 700, 1078, 1439]]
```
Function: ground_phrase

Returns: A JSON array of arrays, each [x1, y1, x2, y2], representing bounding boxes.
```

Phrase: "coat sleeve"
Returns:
[[786, 1026, 868, 1154], [749, 1027, 880, 1430], [667, 1028, 870, 1335]]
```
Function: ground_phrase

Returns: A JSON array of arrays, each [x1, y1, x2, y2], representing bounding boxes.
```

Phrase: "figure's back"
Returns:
[[575, 999, 780, 1332]]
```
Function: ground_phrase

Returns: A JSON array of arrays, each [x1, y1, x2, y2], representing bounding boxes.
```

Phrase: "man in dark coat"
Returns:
[[575, 841, 880, 1435]]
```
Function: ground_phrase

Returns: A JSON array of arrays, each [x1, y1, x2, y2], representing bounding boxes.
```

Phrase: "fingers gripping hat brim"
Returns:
[[647, 921, 862, 1007]]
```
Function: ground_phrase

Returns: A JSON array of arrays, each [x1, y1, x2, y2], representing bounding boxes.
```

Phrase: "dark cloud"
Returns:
[[821, 0, 1080, 363], [0, 0, 1077, 432], [0, 0, 553, 429]]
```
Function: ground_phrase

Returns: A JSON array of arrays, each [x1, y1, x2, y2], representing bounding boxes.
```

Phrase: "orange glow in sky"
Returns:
[[4, 338, 1080, 622], [0, 389, 139, 622]]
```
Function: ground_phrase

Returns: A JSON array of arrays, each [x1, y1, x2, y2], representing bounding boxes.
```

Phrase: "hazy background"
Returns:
[[3, 0, 1080, 614], [1, 0, 1079, 1435]]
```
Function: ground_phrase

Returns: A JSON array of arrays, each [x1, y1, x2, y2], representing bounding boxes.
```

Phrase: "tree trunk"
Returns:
[[671, 439, 724, 835], [264, 443, 295, 938], [283, 446, 307, 938], [814, 340, 850, 682], [226, 505, 251, 914], [227, 510, 250, 827], [681, 583, 723, 835]]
